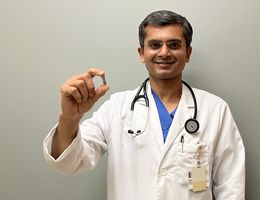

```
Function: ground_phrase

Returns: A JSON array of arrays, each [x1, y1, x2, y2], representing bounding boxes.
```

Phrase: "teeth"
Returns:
[[156, 62, 173, 64], [155, 60, 174, 63]]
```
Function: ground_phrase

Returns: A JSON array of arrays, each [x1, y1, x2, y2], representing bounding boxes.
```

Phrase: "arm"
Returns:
[[50, 68, 110, 159]]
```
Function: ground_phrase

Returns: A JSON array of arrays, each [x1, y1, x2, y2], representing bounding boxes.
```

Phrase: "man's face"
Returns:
[[138, 24, 192, 81]]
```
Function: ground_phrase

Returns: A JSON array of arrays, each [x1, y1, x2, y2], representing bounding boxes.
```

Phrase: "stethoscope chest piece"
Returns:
[[185, 118, 200, 134]]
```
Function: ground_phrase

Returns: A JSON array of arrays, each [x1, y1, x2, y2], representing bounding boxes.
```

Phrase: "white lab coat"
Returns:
[[43, 82, 245, 200]]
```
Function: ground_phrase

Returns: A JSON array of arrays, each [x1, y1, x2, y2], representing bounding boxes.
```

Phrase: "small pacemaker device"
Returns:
[[101, 74, 107, 85]]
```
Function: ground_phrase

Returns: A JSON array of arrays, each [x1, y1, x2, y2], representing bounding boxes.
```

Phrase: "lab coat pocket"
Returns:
[[175, 143, 209, 187]]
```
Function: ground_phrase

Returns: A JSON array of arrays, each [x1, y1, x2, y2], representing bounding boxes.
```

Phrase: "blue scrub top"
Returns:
[[152, 90, 177, 143]]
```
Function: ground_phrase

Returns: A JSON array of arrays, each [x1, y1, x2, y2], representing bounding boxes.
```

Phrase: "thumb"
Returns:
[[93, 84, 110, 102]]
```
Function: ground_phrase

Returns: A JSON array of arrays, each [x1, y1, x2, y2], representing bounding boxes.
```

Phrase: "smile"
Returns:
[[154, 60, 175, 66]]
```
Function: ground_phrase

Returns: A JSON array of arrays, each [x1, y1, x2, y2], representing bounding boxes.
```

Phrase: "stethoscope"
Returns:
[[128, 78, 200, 137]]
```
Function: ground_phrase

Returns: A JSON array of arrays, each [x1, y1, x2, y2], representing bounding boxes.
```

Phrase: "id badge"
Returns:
[[188, 165, 209, 192]]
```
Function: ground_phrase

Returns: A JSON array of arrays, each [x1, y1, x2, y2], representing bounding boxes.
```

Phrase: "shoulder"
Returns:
[[192, 87, 231, 117], [108, 88, 137, 105], [98, 87, 138, 113], [193, 87, 228, 106], [110, 89, 135, 101]]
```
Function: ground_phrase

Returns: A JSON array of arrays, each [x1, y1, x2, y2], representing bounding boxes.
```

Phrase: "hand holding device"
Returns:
[[59, 68, 110, 120]]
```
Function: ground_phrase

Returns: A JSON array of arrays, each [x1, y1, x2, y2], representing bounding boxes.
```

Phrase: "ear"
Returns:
[[186, 46, 192, 63], [138, 47, 145, 63]]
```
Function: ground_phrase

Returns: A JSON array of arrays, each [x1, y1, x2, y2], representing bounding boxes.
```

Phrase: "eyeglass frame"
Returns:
[[144, 39, 188, 52]]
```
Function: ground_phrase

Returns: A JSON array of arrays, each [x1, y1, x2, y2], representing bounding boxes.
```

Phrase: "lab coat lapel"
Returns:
[[124, 82, 164, 153], [163, 84, 194, 154], [146, 83, 165, 152], [128, 82, 195, 155]]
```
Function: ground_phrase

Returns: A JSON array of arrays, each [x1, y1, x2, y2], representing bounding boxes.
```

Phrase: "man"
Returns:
[[43, 10, 245, 200]]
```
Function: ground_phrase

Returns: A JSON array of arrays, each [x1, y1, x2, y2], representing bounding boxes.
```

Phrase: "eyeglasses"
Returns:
[[146, 39, 186, 52]]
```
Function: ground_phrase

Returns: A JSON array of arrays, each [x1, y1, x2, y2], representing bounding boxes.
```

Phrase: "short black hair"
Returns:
[[139, 10, 193, 48]]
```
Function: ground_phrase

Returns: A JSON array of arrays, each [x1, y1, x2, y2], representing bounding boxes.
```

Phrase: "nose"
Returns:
[[157, 43, 171, 57]]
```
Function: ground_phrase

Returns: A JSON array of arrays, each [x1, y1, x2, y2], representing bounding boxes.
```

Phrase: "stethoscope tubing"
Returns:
[[130, 78, 149, 110], [129, 78, 199, 135], [181, 80, 198, 120]]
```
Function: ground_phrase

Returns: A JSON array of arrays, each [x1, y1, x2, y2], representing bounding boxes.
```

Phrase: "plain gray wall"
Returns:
[[0, 0, 259, 199]]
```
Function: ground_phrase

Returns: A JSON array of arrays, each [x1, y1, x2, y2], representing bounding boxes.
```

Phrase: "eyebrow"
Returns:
[[147, 39, 183, 43], [168, 39, 182, 43]]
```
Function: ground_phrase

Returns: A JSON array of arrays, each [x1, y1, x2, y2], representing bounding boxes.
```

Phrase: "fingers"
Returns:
[[62, 80, 88, 103], [84, 73, 95, 98], [87, 68, 105, 77], [61, 68, 108, 104], [93, 84, 110, 102]]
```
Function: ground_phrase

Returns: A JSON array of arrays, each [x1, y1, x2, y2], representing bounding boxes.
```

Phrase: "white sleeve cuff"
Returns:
[[43, 123, 83, 174]]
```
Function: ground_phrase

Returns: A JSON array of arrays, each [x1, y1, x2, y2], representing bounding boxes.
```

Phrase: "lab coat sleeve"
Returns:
[[212, 103, 245, 200], [43, 124, 86, 175], [43, 100, 111, 175]]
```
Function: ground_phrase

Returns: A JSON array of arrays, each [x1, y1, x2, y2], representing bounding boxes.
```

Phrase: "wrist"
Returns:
[[57, 114, 81, 138], [59, 111, 84, 121], [59, 113, 82, 127]]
